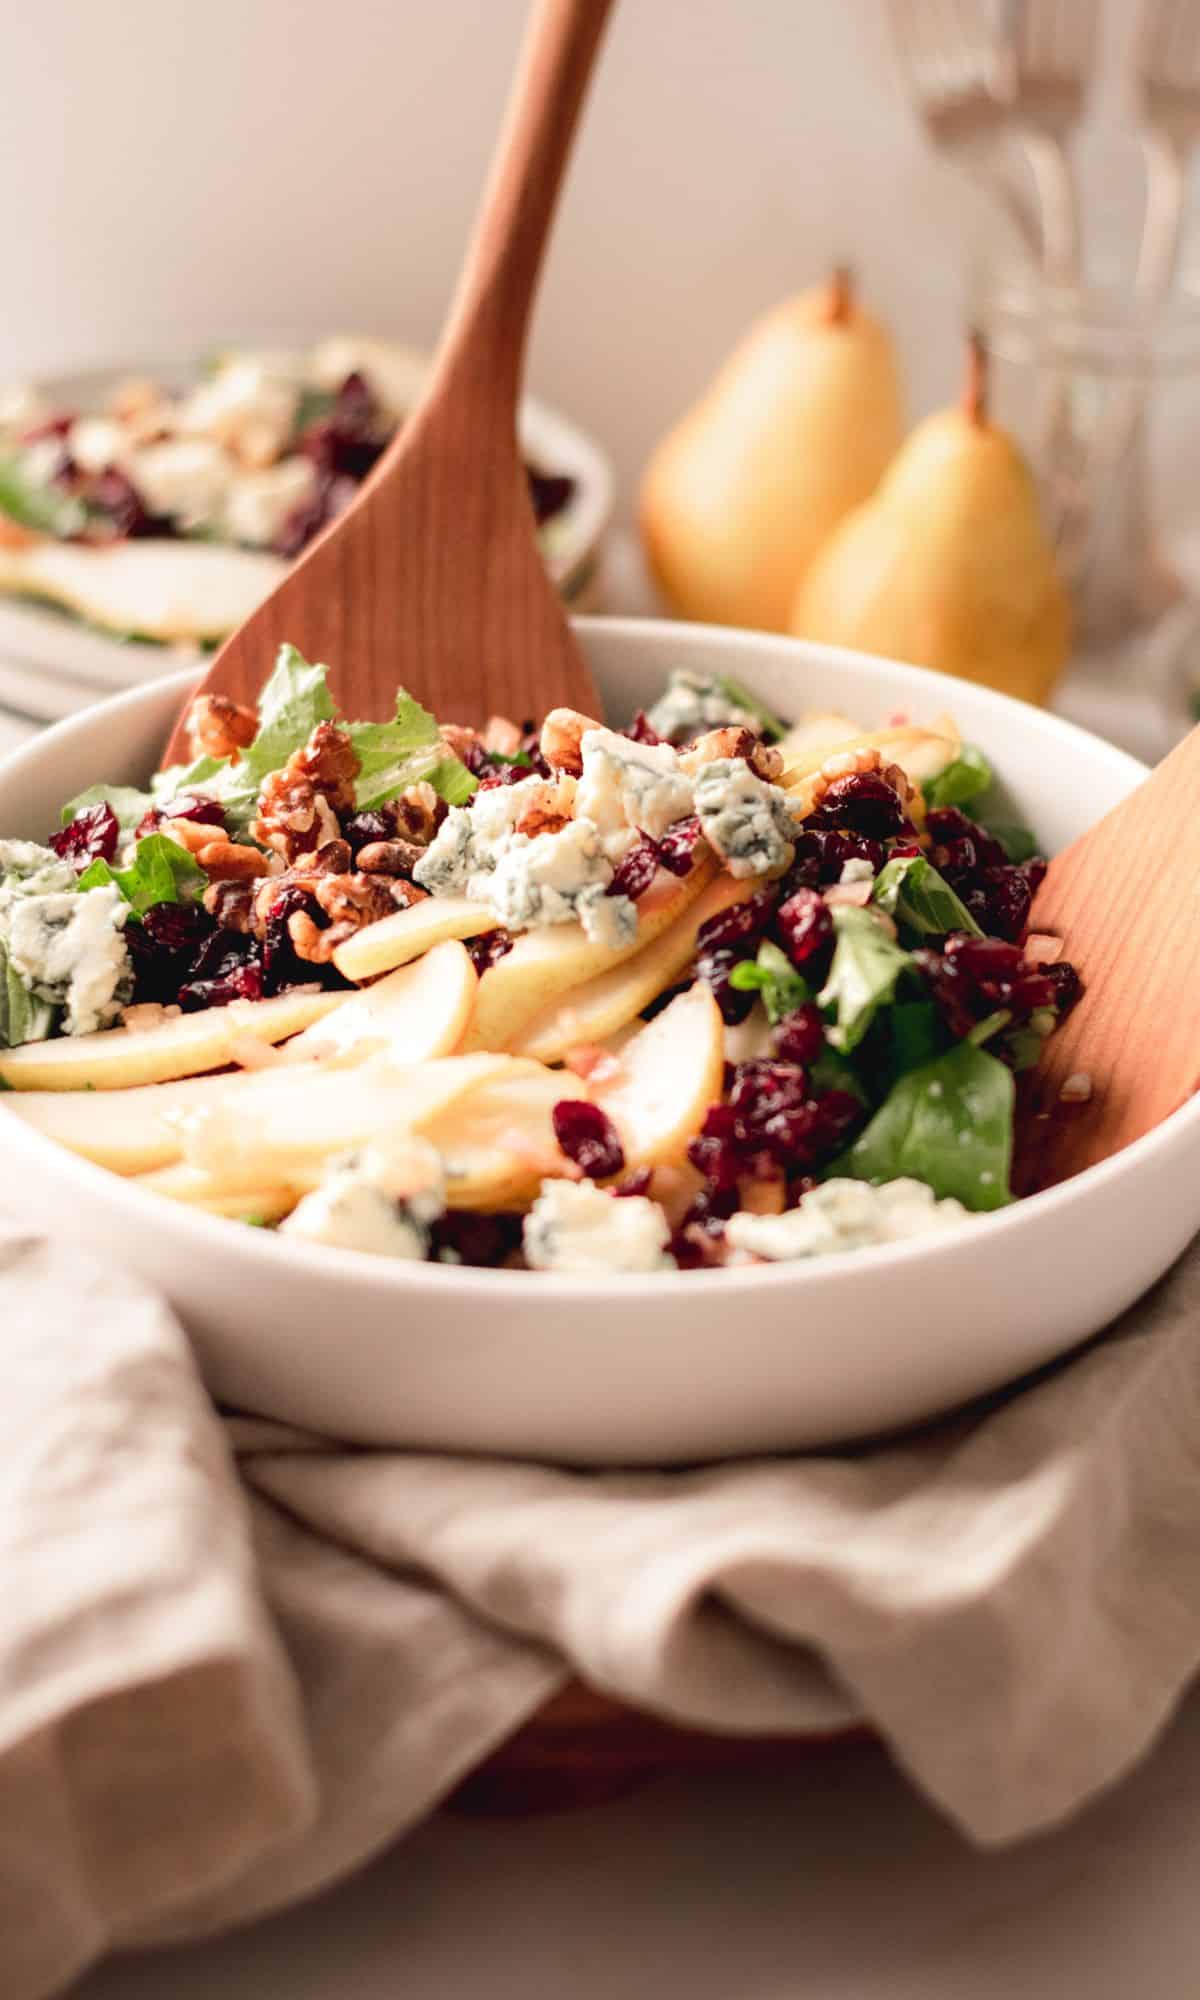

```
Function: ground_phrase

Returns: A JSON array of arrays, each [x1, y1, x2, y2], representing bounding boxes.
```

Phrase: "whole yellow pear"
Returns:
[[791, 336, 1070, 706], [639, 269, 903, 631]]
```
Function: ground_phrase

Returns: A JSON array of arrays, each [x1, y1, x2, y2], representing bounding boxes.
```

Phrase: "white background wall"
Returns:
[[1, 0, 1189, 525]]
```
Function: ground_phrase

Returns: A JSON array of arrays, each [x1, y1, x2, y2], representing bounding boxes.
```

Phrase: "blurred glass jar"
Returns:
[[968, 263, 1200, 653]]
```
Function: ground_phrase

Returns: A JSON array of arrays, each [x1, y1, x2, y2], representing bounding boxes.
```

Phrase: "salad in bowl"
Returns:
[[0, 642, 1082, 1277]]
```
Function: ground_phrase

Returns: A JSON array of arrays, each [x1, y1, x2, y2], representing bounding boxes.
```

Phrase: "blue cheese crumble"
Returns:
[[0, 843, 132, 1037], [523, 1177, 672, 1274], [646, 669, 760, 745], [281, 1136, 445, 1260], [726, 1178, 971, 1262], [575, 727, 694, 845], [693, 759, 796, 879], [488, 820, 637, 947]]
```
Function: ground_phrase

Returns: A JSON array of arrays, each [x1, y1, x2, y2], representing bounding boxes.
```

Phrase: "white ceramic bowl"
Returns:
[[1, 620, 1193, 1466], [0, 353, 614, 700]]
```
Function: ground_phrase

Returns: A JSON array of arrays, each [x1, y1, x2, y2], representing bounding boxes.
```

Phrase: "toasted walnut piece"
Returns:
[[310, 838, 353, 876], [679, 726, 758, 773], [395, 782, 442, 845], [251, 721, 360, 862], [203, 879, 256, 932], [186, 692, 258, 764], [196, 837, 272, 882], [286, 912, 336, 965], [512, 773, 579, 840], [540, 707, 602, 777], [314, 871, 408, 929], [439, 723, 482, 761], [164, 817, 223, 855], [293, 722, 359, 815], [356, 838, 425, 876], [482, 715, 523, 756]]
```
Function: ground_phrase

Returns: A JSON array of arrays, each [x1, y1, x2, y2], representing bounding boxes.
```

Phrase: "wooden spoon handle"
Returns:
[[431, 0, 615, 411]]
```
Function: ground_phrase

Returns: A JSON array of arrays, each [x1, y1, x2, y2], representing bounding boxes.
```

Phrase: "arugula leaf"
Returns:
[[923, 744, 992, 809], [832, 1040, 1014, 1211], [984, 820, 1038, 864], [79, 833, 206, 915], [712, 671, 786, 742], [818, 906, 912, 1052], [0, 452, 87, 537], [729, 940, 810, 1023], [0, 938, 58, 1048], [872, 854, 983, 941], [349, 687, 477, 810], [60, 783, 156, 833]]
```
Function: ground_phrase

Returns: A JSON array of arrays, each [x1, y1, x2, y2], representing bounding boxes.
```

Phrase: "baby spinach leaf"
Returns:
[[923, 744, 992, 809], [818, 905, 911, 1053], [729, 939, 810, 1023], [983, 820, 1038, 864], [831, 1039, 1014, 1210], [872, 853, 983, 941]]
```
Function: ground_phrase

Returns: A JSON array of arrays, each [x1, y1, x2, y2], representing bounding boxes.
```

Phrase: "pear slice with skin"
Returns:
[[423, 1066, 590, 1211], [511, 871, 755, 1064], [285, 939, 476, 1065], [4, 1068, 271, 1174], [461, 857, 717, 1055], [0, 987, 344, 1092], [588, 983, 724, 1171], [333, 895, 500, 982], [0, 533, 286, 644]]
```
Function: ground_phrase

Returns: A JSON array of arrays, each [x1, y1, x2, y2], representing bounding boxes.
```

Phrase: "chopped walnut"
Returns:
[[356, 838, 425, 876], [195, 837, 273, 882], [539, 707, 602, 777], [394, 781, 442, 846], [512, 774, 578, 840], [203, 879, 256, 932], [285, 875, 426, 964], [251, 721, 360, 862], [482, 715, 523, 757], [186, 693, 257, 764], [439, 723, 481, 762]]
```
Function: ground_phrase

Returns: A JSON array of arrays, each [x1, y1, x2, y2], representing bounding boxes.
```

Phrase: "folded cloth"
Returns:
[[6, 1217, 1200, 1999]]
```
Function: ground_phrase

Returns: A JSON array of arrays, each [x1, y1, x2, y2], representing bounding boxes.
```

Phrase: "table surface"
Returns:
[[46, 544, 1200, 1996], [79, 1686, 1200, 1999]]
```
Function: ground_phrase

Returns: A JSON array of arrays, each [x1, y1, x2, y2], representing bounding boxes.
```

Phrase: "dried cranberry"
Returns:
[[729, 1058, 810, 1123], [260, 884, 326, 996], [612, 1168, 653, 1198], [50, 802, 119, 865], [273, 483, 330, 559], [526, 465, 576, 526], [916, 931, 1068, 1048], [786, 829, 885, 891], [668, 1187, 736, 1269], [467, 929, 514, 974], [623, 710, 663, 746], [1045, 960, 1082, 1014], [125, 900, 215, 1004], [608, 834, 660, 902], [552, 1099, 625, 1180], [696, 945, 756, 1025], [164, 794, 225, 826], [343, 804, 400, 855], [431, 1210, 522, 1268], [687, 1104, 744, 1190], [775, 886, 833, 968], [772, 1002, 824, 1067], [177, 948, 263, 1012], [88, 467, 158, 539], [657, 815, 704, 876], [303, 371, 387, 483], [21, 412, 72, 444], [808, 769, 906, 838], [696, 888, 778, 955]]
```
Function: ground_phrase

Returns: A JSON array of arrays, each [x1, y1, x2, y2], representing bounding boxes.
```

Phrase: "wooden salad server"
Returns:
[[162, 0, 613, 763], [1019, 724, 1200, 1192]]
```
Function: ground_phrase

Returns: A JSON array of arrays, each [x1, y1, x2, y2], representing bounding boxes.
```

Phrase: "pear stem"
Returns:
[[964, 331, 988, 425], [824, 266, 853, 325]]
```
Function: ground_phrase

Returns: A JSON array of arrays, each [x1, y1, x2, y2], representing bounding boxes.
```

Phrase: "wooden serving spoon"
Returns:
[[1017, 724, 1200, 1192], [162, 0, 613, 764]]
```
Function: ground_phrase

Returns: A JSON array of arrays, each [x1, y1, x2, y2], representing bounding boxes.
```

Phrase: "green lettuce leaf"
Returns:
[[818, 906, 912, 1052], [728, 939, 810, 1023], [0, 452, 87, 537], [78, 833, 206, 915], [831, 1039, 1014, 1211], [349, 688, 477, 810], [872, 854, 983, 941], [923, 744, 992, 809], [0, 938, 59, 1048]]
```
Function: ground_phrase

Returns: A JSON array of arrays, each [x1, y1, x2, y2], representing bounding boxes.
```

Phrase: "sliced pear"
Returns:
[[0, 537, 286, 643], [462, 858, 717, 1055], [422, 1067, 589, 1210], [588, 984, 724, 1171], [332, 896, 500, 983], [134, 1163, 299, 1222], [776, 711, 865, 764], [176, 1052, 528, 1192], [3, 1069, 268, 1174], [286, 940, 476, 1065], [511, 872, 755, 1064], [0, 988, 345, 1093]]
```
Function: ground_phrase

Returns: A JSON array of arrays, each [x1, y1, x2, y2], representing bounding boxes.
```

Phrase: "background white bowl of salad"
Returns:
[[0, 618, 1195, 1466], [0, 337, 614, 700]]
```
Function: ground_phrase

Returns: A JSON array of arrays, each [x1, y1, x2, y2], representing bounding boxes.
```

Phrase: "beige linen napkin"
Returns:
[[6, 1217, 1200, 1999]]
